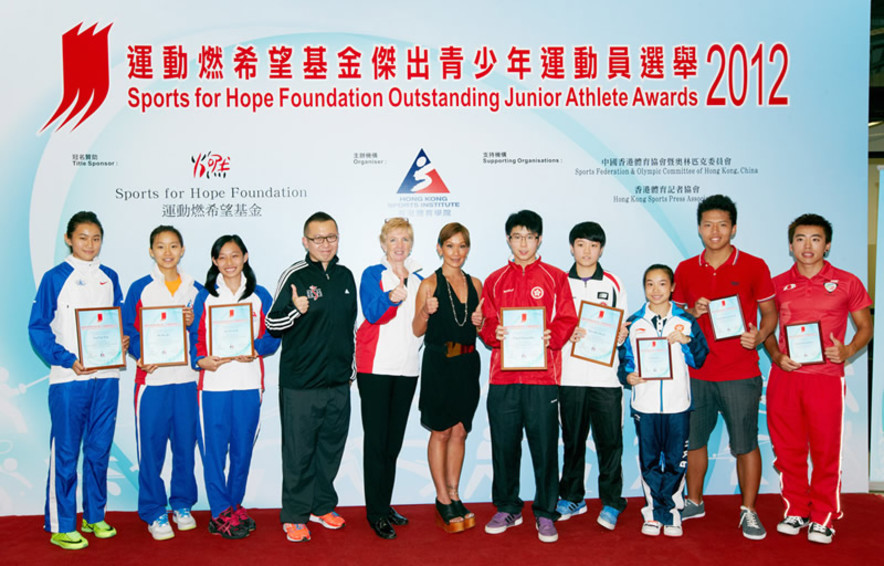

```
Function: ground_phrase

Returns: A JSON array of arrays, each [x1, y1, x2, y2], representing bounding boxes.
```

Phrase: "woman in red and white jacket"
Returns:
[[192, 235, 279, 540], [355, 217, 424, 539]]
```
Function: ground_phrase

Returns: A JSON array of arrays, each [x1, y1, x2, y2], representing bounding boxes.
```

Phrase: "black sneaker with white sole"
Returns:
[[807, 522, 834, 544]]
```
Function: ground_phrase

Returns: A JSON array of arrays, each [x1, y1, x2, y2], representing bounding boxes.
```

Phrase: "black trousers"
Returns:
[[487, 384, 559, 520], [279, 384, 350, 524], [357, 373, 417, 522], [558, 386, 627, 511]]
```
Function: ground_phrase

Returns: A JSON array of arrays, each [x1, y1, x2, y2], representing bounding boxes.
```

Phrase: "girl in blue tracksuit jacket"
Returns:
[[122, 225, 203, 540], [191, 234, 279, 539], [620, 264, 708, 537], [29, 211, 128, 550]]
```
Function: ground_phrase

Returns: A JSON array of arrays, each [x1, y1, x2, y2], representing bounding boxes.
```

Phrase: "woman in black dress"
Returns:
[[412, 223, 484, 533]]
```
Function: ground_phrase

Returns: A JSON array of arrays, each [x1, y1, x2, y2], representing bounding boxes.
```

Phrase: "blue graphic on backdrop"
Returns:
[[396, 149, 450, 194]]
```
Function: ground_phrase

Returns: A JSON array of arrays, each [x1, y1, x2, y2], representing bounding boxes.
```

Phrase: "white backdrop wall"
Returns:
[[0, 1, 871, 515]]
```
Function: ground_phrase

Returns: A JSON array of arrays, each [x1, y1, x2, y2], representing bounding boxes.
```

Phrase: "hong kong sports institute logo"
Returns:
[[42, 22, 113, 133], [397, 149, 450, 194]]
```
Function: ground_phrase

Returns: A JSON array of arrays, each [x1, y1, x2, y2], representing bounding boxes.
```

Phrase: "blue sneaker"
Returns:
[[597, 506, 621, 530], [555, 499, 586, 521]]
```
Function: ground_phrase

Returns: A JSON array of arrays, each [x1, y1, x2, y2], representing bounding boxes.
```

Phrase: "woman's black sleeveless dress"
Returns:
[[419, 268, 481, 432]]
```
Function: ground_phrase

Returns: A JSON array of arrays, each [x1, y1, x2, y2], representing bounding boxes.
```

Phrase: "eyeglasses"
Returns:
[[508, 233, 538, 243], [305, 234, 339, 244]]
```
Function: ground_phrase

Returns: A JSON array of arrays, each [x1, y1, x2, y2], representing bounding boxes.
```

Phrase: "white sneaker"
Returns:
[[148, 514, 175, 541], [641, 520, 662, 536], [663, 524, 683, 537], [173, 508, 197, 531]]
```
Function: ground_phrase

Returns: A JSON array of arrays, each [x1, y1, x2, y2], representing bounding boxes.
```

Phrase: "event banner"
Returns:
[[0, 1, 870, 515]]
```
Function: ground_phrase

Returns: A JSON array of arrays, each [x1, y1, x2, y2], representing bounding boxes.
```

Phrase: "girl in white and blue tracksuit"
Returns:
[[192, 235, 279, 537], [122, 226, 203, 535], [620, 264, 708, 532], [28, 211, 125, 543]]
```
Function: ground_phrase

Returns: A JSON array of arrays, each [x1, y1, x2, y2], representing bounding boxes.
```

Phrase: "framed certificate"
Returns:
[[208, 303, 255, 359], [75, 307, 126, 370], [140, 306, 188, 367], [635, 337, 672, 380], [500, 307, 547, 371], [785, 321, 825, 365], [571, 301, 623, 367], [707, 294, 746, 340]]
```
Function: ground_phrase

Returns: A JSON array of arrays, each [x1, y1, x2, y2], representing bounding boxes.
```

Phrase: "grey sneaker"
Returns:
[[739, 506, 767, 540], [776, 515, 810, 536], [807, 522, 834, 544], [681, 499, 705, 521], [484, 512, 523, 534], [535, 517, 558, 543]]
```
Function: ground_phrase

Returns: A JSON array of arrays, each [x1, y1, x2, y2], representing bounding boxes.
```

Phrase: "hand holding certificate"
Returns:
[[707, 295, 746, 340], [636, 337, 672, 380], [140, 306, 188, 367], [501, 307, 547, 370], [209, 303, 255, 360], [75, 307, 126, 370], [571, 301, 623, 367], [785, 321, 824, 365]]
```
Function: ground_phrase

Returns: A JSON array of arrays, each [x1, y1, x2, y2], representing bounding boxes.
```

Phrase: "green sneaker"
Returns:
[[50, 531, 89, 550], [82, 519, 117, 539]]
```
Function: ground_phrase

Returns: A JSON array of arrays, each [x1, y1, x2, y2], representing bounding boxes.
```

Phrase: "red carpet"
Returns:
[[6, 493, 883, 565]]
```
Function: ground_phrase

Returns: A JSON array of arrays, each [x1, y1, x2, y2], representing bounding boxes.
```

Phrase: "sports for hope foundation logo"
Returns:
[[42, 22, 113, 133]]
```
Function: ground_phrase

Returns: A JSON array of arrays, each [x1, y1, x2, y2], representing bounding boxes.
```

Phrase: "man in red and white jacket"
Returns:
[[479, 210, 577, 544], [764, 214, 872, 545]]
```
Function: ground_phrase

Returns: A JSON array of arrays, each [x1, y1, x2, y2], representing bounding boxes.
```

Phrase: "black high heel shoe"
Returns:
[[435, 499, 465, 533], [451, 500, 476, 530]]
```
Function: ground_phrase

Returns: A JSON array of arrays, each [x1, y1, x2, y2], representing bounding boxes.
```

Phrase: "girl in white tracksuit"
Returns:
[[29, 211, 127, 550], [192, 234, 279, 539], [122, 225, 202, 540], [620, 264, 708, 537]]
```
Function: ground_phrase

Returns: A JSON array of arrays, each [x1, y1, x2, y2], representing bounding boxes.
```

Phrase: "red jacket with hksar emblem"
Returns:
[[479, 258, 578, 386]]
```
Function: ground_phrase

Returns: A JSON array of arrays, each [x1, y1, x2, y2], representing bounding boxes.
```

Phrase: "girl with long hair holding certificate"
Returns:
[[29, 211, 128, 550], [122, 225, 203, 541], [192, 235, 279, 540]]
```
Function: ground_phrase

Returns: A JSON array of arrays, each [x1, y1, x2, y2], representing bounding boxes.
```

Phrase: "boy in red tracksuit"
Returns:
[[764, 214, 872, 545], [479, 210, 578, 544]]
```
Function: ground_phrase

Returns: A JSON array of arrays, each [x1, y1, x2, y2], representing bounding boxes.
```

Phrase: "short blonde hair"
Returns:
[[379, 217, 413, 244]]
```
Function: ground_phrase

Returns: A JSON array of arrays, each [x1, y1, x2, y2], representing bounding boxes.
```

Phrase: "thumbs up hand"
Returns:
[[825, 333, 849, 364], [292, 284, 310, 314], [389, 277, 408, 303], [740, 322, 760, 350], [424, 287, 439, 316], [471, 297, 485, 327]]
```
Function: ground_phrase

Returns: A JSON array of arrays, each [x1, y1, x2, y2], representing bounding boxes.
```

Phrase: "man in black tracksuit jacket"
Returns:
[[265, 212, 357, 541]]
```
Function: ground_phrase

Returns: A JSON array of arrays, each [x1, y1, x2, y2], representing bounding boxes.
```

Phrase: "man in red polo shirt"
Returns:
[[672, 194, 777, 540], [763, 214, 872, 545]]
